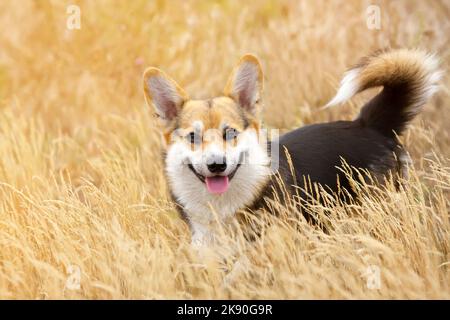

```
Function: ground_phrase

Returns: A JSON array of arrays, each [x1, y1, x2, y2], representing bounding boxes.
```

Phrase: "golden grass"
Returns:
[[0, 0, 449, 299]]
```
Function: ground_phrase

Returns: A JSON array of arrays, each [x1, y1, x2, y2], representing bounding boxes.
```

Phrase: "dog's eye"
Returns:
[[187, 132, 201, 144], [223, 128, 239, 141]]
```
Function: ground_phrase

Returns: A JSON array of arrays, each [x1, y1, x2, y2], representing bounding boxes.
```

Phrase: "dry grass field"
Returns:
[[0, 0, 449, 299]]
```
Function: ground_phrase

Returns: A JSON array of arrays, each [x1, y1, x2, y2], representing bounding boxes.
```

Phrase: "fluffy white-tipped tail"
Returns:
[[325, 68, 361, 107], [325, 49, 442, 136]]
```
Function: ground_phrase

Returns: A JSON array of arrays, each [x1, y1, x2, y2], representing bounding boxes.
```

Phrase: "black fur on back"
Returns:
[[249, 119, 408, 220]]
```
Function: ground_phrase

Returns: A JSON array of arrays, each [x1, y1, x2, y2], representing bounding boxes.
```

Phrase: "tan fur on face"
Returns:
[[144, 54, 264, 146], [164, 97, 260, 145]]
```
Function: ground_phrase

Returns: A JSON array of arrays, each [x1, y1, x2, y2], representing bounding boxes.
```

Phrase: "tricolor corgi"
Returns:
[[143, 49, 441, 247]]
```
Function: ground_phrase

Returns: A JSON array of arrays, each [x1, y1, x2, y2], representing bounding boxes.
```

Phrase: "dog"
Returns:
[[143, 49, 441, 247]]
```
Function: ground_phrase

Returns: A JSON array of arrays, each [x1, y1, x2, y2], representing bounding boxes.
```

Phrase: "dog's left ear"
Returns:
[[143, 67, 188, 124], [224, 54, 263, 114]]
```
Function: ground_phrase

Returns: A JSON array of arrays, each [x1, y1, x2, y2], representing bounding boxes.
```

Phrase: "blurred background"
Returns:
[[0, 0, 448, 299]]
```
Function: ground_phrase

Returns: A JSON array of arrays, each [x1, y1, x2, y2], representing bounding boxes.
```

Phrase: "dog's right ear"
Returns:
[[224, 54, 263, 115], [143, 68, 187, 124]]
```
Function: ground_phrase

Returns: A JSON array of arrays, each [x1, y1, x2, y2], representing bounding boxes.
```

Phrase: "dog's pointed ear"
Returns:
[[224, 54, 263, 114], [143, 68, 188, 123]]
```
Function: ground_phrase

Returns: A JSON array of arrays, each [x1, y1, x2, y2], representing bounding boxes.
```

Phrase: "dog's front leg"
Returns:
[[190, 220, 215, 249], [222, 255, 251, 289]]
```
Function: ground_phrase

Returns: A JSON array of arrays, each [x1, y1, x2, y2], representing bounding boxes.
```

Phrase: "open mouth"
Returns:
[[187, 163, 241, 195]]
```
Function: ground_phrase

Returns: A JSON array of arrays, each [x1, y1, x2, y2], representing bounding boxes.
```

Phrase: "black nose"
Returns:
[[207, 158, 227, 173]]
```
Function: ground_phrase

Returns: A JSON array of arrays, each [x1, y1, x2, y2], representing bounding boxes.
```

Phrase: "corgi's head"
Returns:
[[143, 55, 271, 222]]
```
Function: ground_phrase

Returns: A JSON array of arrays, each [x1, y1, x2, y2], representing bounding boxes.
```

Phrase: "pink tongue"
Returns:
[[205, 176, 229, 194]]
